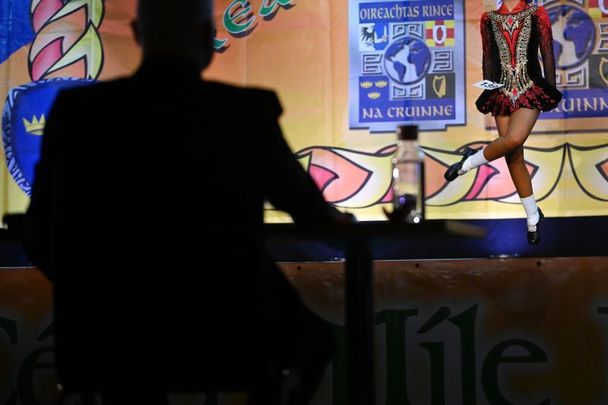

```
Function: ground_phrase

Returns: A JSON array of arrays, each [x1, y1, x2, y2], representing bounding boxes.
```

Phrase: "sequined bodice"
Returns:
[[488, 6, 537, 105]]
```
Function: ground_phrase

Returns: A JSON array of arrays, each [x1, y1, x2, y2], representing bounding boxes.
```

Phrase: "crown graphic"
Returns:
[[367, 92, 381, 100], [375, 80, 388, 88], [23, 115, 46, 135], [360, 81, 373, 89]]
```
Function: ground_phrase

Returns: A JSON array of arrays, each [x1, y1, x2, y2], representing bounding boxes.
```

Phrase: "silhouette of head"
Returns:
[[134, 0, 214, 70]]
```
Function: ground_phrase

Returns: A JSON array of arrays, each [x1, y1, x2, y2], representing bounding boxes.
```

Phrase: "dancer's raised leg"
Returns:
[[445, 108, 539, 180]]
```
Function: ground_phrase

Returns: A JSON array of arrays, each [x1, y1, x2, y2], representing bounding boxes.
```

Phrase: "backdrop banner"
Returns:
[[1, 0, 607, 221]]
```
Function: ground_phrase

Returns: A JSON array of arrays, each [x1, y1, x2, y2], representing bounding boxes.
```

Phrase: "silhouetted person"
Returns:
[[25, 0, 343, 403]]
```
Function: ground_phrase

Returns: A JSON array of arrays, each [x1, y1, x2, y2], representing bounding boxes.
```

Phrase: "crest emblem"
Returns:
[[349, 0, 466, 131], [2, 79, 92, 195]]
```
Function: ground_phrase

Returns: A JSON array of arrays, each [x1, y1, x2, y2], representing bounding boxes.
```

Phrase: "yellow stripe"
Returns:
[[589, 8, 601, 19], [425, 20, 455, 29]]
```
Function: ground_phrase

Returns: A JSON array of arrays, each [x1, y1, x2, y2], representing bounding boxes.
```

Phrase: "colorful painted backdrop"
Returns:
[[1, 0, 607, 222]]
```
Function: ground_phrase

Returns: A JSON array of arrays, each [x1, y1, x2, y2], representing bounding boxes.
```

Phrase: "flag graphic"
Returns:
[[588, 0, 608, 18], [425, 20, 455, 47]]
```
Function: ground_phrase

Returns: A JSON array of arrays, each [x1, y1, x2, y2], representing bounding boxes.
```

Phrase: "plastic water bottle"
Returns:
[[391, 125, 425, 223]]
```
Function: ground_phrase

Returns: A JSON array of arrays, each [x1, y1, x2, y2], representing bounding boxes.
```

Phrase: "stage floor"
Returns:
[[268, 216, 608, 262]]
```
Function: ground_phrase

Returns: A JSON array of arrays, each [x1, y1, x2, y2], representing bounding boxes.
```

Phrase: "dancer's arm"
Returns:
[[480, 13, 495, 81], [537, 6, 557, 86]]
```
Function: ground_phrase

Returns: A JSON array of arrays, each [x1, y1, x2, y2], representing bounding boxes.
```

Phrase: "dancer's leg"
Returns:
[[495, 114, 533, 198], [457, 108, 539, 176], [445, 107, 543, 243], [506, 145, 533, 198], [483, 107, 539, 161], [494, 113, 510, 137], [496, 110, 540, 228]]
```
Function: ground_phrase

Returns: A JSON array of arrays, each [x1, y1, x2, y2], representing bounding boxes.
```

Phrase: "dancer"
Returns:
[[444, 0, 562, 245]]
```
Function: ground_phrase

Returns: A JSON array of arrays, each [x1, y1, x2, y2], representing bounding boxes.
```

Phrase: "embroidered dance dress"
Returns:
[[475, 1, 562, 116]]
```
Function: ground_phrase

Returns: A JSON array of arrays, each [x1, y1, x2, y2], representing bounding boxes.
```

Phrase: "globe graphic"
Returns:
[[383, 37, 431, 85], [548, 5, 596, 69]]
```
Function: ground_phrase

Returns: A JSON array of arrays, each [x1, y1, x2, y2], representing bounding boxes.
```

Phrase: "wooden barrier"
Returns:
[[281, 257, 608, 404], [2, 256, 608, 404]]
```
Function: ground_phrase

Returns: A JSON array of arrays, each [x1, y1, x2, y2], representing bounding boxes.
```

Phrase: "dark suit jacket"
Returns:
[[26, 57, 336, 391]]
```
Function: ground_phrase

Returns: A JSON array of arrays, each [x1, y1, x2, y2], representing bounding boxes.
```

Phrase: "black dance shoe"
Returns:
[[444, 147, 477, 182], [527, 208, 544, 245]]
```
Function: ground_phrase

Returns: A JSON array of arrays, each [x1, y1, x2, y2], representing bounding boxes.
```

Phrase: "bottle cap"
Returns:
[[397, 125, 418, 141]]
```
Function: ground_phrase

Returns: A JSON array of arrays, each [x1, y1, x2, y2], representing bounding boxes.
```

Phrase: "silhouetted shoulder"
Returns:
[[51, 77, 133, 108], [203, 81, 283, 118]]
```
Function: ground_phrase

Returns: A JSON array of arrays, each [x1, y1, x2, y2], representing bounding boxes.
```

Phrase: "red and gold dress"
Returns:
[[475, 0, 563, 116]]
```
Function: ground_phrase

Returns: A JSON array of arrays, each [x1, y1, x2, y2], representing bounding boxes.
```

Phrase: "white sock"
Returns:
[[458, 149, 489, 174], [520, 195, 540, 230]]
